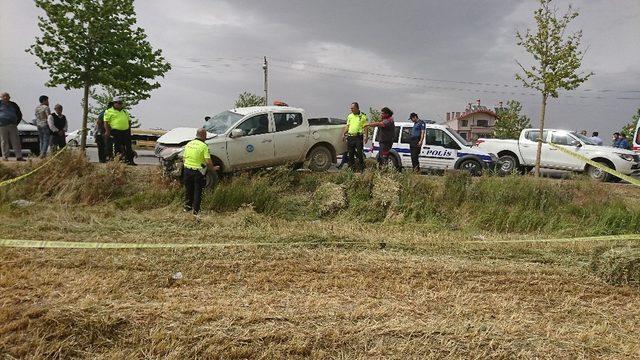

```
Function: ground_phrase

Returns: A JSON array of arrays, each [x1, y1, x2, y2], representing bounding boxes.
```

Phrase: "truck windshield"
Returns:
[[203, 111, 243, 134], [447, 127, 470, 146], [571, 132, 598, 145]]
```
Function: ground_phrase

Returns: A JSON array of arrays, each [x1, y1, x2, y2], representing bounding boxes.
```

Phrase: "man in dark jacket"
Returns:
[[0, 92, 25, 161], [365, 107, 395, 168]]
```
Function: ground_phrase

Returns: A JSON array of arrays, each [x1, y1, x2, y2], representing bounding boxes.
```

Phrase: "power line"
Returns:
[[269, 63, 640, 101], [268, 57, 640, 94]]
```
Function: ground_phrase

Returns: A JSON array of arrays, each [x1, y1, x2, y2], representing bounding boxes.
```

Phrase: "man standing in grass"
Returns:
[[365, 107, 395, 168], [408, 112, 425, 172], [183, 128, 218, 215], [34, 95, 51, 157], [343, 102, 368, 171], [104, 96, 135, 165], [0, 92, 25, 162]]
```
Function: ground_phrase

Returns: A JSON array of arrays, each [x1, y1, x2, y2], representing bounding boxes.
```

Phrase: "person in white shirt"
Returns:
[[590, 131, 603, 146], [47, 104, 68, 151], [34, 95, 51, 157]]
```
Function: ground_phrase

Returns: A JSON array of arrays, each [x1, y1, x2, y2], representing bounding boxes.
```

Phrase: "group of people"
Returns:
[[0, 92, 68, 161], [338, 102, 426, 172], [579, 129, 633, 149], [34, 95, 68, 157], [94, 96, 136, 165]]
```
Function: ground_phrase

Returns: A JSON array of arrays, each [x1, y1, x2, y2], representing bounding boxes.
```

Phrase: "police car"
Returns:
[[367, 122, 497, 175]]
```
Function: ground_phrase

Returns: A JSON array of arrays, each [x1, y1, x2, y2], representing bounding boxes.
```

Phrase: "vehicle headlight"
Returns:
[[616, 153, 635, 162], [156, 145, 183, 160]]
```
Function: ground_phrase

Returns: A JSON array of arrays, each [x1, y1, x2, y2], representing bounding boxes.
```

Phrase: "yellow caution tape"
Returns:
[[465, 234, 640, 244], [0, 148, 67, 188], [547, 142, 640, 186], [0, 239, 363, 249]]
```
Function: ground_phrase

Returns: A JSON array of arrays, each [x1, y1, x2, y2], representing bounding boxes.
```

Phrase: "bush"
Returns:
[[590, 246, 640, 286]]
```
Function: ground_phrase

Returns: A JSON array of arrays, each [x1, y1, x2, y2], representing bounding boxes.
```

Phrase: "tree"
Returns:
[[493, 100, 531, 139], [28, 0, 171, 150], [621, 107, 640, 140], [515, 0, 593, 176], [234, 92, 265, 108]]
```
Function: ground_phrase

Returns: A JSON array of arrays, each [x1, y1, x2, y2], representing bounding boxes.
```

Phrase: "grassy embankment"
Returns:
[[0, 151, 639, 359]]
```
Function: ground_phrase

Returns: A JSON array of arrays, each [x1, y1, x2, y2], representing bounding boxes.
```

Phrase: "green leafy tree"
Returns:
[[493, 100, 531, 139], [515, 0, 593, 176], [234, 92, 266, 108], [621, 107, 640, 141], [28, 0, 171, 150]]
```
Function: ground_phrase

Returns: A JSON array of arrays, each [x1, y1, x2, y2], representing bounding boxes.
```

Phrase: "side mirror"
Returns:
[[571, 140, 582, 147], [230, 129, 244, 138]]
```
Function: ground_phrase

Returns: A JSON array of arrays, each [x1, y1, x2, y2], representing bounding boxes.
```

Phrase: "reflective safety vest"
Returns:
[[103, 108, 130, 131], [346, 113, 368, 135], [183, 139, 210, 170]]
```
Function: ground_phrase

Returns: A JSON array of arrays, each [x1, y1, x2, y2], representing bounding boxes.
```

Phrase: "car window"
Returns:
[[400, 127, 413, 144], [425, 129, 460, 150], [235, 114, 269, 136], [274, 113, 303, 132], [551, 132, 572, 145], [524, 130, 549, 142]]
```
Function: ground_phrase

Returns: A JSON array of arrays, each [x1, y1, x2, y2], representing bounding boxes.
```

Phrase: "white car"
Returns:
[[155, 106, 348, 182], [476, 128, 640, 181], [367, 122, 498, 175], [66, 129, 97, 147]]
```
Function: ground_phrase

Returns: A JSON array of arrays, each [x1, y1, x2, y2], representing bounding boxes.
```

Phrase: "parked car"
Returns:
[[367, 122, 497, 175], [155, 106, 347, 185], [67, 128, 165, 149], [476, 128, 640, 181]]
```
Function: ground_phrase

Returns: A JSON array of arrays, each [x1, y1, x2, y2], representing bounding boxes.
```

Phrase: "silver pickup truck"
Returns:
[[155, 106, 347, 183]]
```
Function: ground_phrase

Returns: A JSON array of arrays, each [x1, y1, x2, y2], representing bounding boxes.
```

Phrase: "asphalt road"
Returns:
[[84, 147, 159, 166]]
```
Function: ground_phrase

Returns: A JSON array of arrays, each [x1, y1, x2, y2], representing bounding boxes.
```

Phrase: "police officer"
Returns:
[[183, 128, 219, 215], [103, 96, 135, 165], [408, 113, 425, 171], [342, 102, 368, 171]]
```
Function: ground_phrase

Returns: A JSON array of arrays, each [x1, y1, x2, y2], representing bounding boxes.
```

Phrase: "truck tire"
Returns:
[[307, 146, 332, 172], [586, 162, 611, 182], [459, 159, 483, 176], [498, 154, 519, 175], [205, 171, 219, 188], [68, 140, 78, 147]]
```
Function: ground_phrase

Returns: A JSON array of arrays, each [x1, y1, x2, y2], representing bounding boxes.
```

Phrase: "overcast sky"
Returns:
[[1, 0, 639, 137]]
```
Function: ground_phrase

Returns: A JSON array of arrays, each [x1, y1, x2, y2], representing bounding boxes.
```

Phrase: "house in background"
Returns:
[[444, 99, 504, 141]]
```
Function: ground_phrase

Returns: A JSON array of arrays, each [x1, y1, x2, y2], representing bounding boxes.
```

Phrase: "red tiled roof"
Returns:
[[457, 109, 497, 120]]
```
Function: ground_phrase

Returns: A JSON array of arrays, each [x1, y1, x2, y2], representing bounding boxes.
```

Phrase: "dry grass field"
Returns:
[[1, 152, 639, 359]]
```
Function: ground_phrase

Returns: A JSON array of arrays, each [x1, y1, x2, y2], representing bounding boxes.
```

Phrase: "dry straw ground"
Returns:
[[1, 153, 639, 359]]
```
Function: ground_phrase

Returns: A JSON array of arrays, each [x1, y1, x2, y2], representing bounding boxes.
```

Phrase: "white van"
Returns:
[[367, 122, 498, 175]]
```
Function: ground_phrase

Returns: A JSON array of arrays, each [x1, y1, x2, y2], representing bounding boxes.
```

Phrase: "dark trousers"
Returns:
[[50, 133, 66, 151], [95, 134, 107, 163], [337, 151, 350, 169], [410, 140, 421, 171], [346, 135, 364, 171], [378, 141, 393, 168], [184, 168, 205, 213], [111, 129, 133, 163]]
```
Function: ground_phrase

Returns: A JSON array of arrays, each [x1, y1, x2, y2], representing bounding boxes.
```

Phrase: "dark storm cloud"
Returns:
[[1, 0, 638, 135]]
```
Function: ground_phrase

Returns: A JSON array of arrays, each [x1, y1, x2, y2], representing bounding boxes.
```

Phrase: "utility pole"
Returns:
[[262, 56, 268, 106]]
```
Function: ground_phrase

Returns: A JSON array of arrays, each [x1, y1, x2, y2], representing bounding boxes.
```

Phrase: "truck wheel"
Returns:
[[68, 140, 78, 147], [459, 159, 483, 176], [498, 154, 519, 174], [307, 146, 332, 172], [587, 162, 611, 182]]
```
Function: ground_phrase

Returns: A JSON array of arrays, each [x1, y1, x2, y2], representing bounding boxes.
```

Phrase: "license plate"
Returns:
[[22, 138, 38, 143]]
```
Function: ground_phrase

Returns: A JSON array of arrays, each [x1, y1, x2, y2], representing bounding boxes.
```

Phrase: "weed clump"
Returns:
[[313, 182, 346, 217], [590, 246, 640, 286]]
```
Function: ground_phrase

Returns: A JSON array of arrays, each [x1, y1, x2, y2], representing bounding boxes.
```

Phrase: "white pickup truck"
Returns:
[[476, 128, 640, 181], [155, 106, 347, 183]]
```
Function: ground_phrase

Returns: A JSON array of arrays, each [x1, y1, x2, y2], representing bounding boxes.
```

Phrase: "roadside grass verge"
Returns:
[[2, 155, 640, 237]]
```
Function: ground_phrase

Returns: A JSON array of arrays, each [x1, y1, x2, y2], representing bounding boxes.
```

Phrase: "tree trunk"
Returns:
[[80, 82, 90, 152], [534, 93, 548, 177]]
